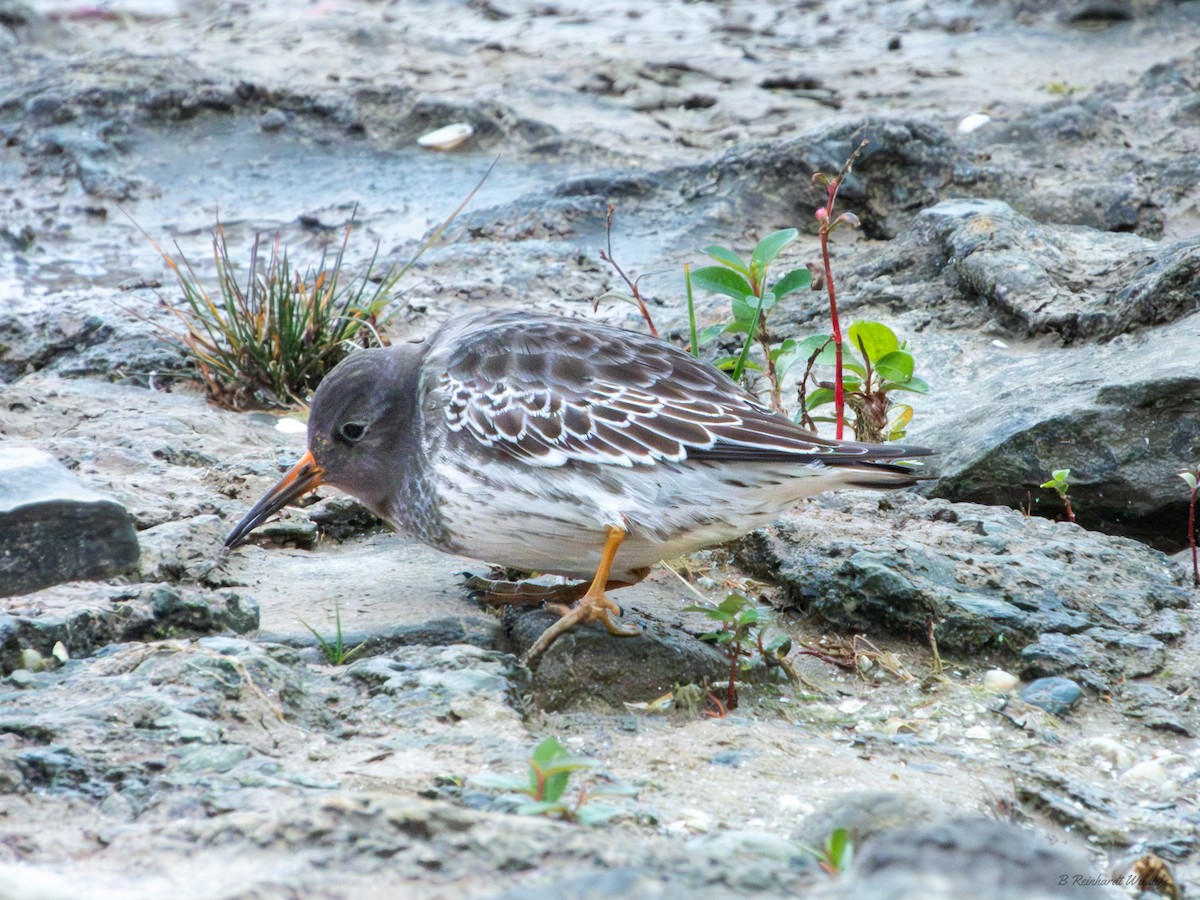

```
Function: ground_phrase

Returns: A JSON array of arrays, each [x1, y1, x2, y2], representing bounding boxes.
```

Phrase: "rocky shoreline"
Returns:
[[3, 0, 1199, 896]]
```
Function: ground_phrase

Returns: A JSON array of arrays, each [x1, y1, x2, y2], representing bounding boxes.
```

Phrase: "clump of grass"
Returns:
[[299, 602, 366, 666], [141, 163, 493, 409], [145, 213, 396, 409]]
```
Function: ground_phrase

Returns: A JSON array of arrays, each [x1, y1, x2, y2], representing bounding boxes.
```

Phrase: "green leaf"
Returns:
[[712, 355, 761, 372], [772, 266, 813, 299], [691, 266, 753, 301], [736, 608, 761, 626], [882, 374, 931, 395], [1181, 472, 1199, 490], [886, 405, 913, 441], [842, 362, 867, 380], [531, 737, 568, 770], [750, 228, 799, 271], [716, 594, 749, 615], [826, 827, 854, 871], [874, 350, 914, 383], [698, 322, 729, 346], [847, 321, 899, 364], [805, 386, 836, 410], [702, 245, 748, 274]]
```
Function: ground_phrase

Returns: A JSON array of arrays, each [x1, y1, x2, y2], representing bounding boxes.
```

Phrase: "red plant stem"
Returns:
[[1064, 496, 1075, 524], [820, 222, 849, 444], [1190, 487, 1198, 587]]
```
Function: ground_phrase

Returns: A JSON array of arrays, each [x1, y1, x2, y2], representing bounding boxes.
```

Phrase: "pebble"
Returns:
[[1019, 676, 1082, 716], [963, 725, 991, 741], [982, 668, 1019, 692]]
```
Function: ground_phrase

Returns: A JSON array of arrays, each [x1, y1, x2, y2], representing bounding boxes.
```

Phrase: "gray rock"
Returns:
[[792, 791, 947, 849], [136, 515, 226, 584], [1020, 677, 1084, 716], [0, 582, 259, 674], [503, 607, 727, 711], [0, 446, 139, 597], [857, 199, 1200, 342], [738, 493, 1190, 685], [831, 816, 1107, 899]]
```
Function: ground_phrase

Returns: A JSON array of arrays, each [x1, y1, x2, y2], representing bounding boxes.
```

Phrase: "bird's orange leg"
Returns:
[[520, 525, 640, 665]]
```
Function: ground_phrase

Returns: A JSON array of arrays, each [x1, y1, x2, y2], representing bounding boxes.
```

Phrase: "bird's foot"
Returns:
[[520, 590, 639, 666]]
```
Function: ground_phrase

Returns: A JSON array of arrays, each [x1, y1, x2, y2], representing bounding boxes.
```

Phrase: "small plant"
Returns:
[[475, 737, 635, 825], [796, 320, 929, 442], [1041, 468, 1076, 524], [1181, 467, 1199, 587], [299, 603, 366, 666], [146, 215, 397, 409], [140, 163, 492, 409], [812, 140, 868, 439], [689, 230, 813, 412], [684, 593, 793, 713]]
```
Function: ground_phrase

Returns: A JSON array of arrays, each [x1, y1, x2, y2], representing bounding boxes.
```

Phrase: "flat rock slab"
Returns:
[[739, 492, 1191, 690], [0, 446, 139, 597], [0, 581, 259, 674]]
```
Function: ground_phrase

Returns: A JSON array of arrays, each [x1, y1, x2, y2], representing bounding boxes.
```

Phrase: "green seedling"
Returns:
[[475, 737, 635, 825], [299, 602, 366, 666], [796, 320, 929, 442], [1181, 468, 1199, 587], [689, 229, 813, 412], [1041, 468, 1075, 524], [685, 593, 793, 714]]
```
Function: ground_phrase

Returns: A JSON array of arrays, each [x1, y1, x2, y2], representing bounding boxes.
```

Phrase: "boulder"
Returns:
[[0, 446, 139, 597]]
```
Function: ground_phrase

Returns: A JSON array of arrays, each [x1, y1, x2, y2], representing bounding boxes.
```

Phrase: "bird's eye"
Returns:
[[338, 421, 368, 443]]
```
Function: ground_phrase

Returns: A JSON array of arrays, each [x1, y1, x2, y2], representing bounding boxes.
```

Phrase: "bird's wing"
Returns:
[[427, 312, 930, 469]]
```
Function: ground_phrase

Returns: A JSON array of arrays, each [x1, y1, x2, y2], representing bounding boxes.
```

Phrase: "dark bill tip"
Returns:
[[224, 450, 325, 550]]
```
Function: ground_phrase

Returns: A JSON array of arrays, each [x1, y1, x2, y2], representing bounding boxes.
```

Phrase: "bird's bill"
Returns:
[[224, 449, 325, 549]]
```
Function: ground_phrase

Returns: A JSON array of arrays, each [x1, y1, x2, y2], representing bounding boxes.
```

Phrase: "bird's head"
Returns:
[[224, 341, 427, 549]]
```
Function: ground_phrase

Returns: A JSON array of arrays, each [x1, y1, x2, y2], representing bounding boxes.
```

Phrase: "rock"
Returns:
[[1020, 676, 1083, 716], [503, 607, 727, 711], [856, 199, 1200, 342], [696, 118, 972, 241], [738, 493, 1189, 686], [792, 791, 947, 849], [136, 515, 226, 584], [824, 816, 1107, 899], [982, 669, 1019, 693], [0, 582, 259, 674], [0, 446, 139, 597]]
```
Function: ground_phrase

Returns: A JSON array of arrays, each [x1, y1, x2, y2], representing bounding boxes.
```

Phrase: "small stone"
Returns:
[[1020, 676, 1082, 716], [963, 725, 991, 741], [259, 109, 288, 132], [982, 669, 1019, 693]]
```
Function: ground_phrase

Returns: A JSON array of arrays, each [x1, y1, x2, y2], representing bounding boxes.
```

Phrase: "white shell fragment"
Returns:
[[957, 113, 991, 134], [417, 122, 474, 150], [275, 417, 307, 435]]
